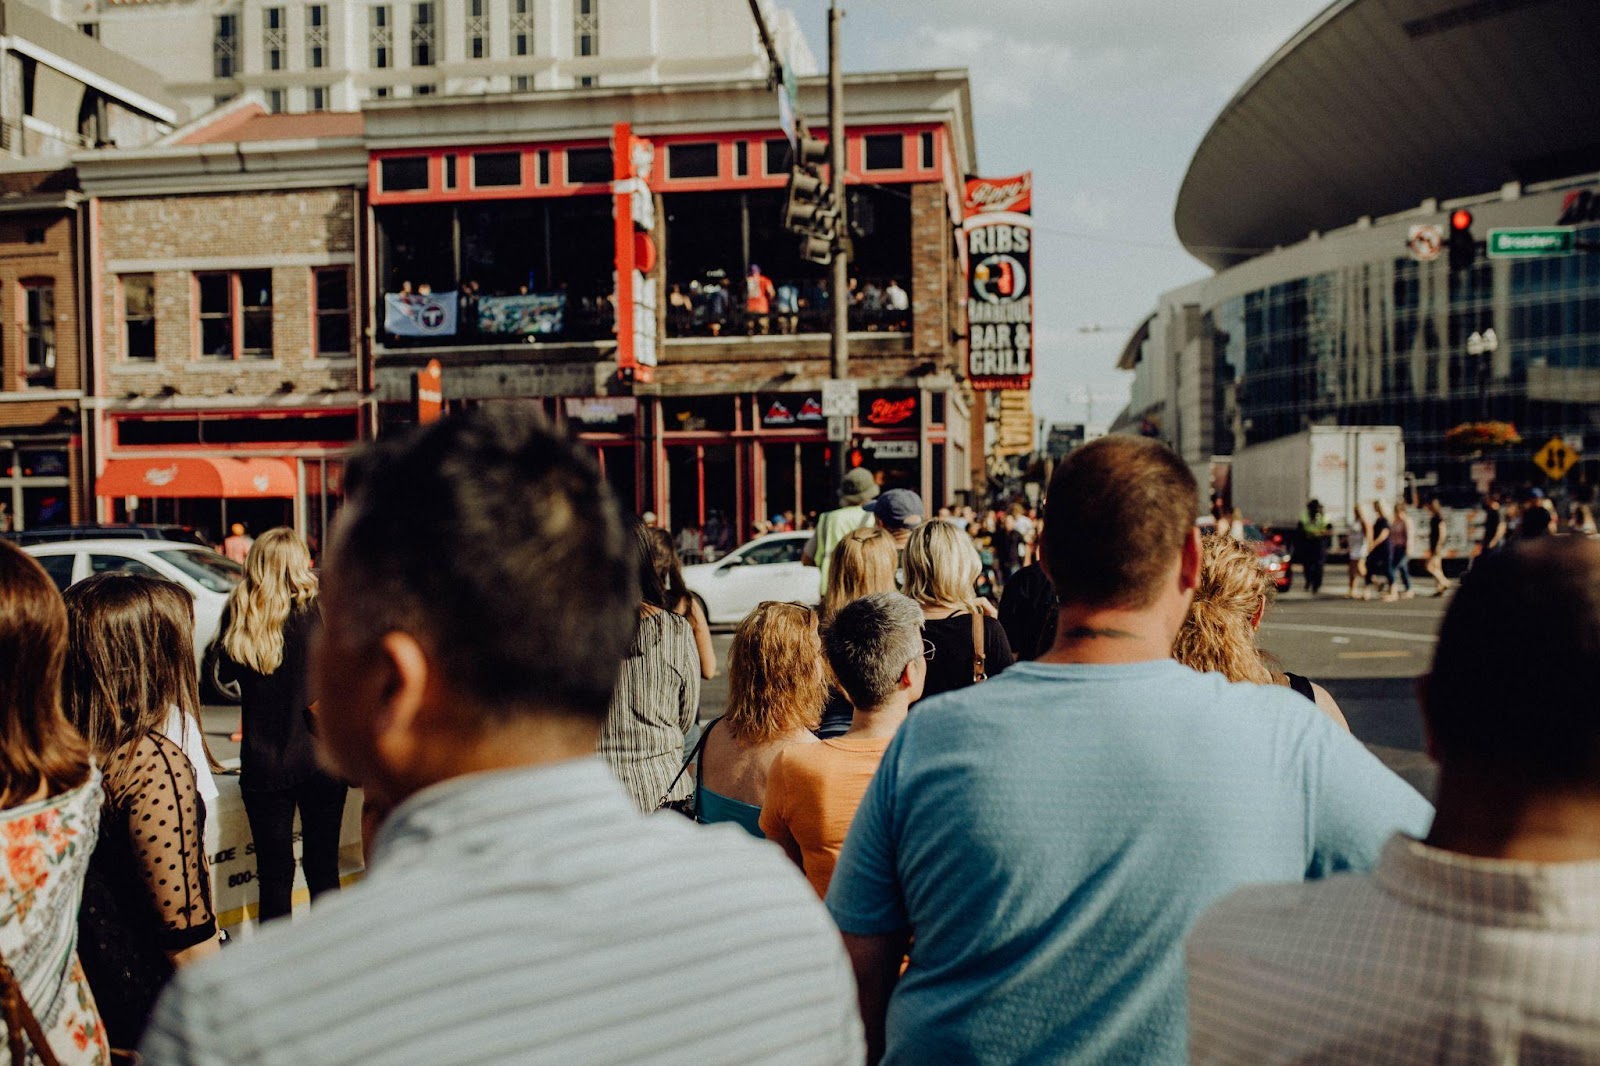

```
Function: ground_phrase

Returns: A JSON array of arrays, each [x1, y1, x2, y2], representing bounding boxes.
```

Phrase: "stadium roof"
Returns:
[[1175, 0, 1600, 270]]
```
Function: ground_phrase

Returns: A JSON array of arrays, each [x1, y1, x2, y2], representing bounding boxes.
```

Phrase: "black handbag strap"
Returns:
[[0, 946, 63, 1066], [660, 716, 719, 809]]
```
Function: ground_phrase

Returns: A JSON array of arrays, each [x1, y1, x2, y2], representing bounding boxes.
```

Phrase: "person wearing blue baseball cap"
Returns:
[[865, 489, 924, 550]]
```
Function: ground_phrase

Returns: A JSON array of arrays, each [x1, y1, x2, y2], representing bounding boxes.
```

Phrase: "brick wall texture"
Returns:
[[98, 189, 360, 400], [0, 210, 80, 429]]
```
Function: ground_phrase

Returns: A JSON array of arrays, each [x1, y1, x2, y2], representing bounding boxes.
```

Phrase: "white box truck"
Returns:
[[1230, 426, 1404, 535]]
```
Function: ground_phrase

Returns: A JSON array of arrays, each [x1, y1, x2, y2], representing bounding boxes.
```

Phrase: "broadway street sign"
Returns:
[[1487, 227, 1575, 259]]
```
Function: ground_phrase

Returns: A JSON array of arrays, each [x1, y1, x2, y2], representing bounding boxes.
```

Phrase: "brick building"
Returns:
[[75, 105, 367, 547], [364, 69, 979, 541]]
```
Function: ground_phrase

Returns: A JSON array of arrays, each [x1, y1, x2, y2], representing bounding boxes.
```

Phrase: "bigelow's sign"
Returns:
[[963, 174, 1034, 391]]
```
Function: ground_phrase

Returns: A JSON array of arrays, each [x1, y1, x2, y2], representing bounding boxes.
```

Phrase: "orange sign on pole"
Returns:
[[416, 359, 444, 424]]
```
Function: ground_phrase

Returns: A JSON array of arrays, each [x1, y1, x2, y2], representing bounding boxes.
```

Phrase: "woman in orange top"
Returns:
[[760, 592, 927, 897]]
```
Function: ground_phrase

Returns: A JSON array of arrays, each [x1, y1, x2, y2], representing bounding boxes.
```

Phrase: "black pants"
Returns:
[[1303, 552, 1326, 593], [242, 772, 349, 922]]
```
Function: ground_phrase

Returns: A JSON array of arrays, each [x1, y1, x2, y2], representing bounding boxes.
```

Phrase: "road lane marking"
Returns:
[[1265, 623, 1437, 643], [1337, 650, 1413, 659]]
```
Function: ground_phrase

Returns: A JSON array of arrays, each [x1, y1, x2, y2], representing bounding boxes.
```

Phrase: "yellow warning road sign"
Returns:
[[1533, 436, 1579, 480]]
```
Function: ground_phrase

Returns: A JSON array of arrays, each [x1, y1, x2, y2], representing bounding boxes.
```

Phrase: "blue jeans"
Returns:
[[1386, 549, 1411, 591]]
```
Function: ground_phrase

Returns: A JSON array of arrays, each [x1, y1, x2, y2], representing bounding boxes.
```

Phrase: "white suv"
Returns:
[[25, 540, 244, 702]]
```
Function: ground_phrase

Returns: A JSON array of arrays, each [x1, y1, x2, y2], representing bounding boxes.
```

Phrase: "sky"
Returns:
[[786, 0, 1335, 433]]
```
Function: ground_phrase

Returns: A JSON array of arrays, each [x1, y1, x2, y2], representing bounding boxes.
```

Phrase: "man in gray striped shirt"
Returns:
[[142, 410, 864, 1066]]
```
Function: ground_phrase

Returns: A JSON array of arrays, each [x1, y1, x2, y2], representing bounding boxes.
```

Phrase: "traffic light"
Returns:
[[783, 132, 837, 265], [1448, 209, 1476, 273]]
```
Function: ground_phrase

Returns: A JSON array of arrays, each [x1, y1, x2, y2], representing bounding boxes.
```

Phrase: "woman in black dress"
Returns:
[[903, 519, 1014, 703], [220, 527, 348, 923]]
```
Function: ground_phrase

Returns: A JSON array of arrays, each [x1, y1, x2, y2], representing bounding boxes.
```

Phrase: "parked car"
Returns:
[[681, 531, 818, 625], [24, 539, 244, 702], [3, 524, 211, 548]]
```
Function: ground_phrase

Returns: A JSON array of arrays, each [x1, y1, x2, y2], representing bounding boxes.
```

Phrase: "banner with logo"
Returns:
[[962, 173, 1033, 391], [477, 292, 566, 337], [384, 292, 458, 338]]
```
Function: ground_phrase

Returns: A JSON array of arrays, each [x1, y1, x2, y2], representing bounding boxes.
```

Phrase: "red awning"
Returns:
[[96, 457, 298, 498]]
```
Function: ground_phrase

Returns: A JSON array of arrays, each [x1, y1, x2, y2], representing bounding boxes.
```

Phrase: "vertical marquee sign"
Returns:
[[962, 172, 1034, 390], [613, 123, 658, 384]]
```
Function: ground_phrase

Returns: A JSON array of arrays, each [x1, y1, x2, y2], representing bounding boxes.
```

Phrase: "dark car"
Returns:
[[2, 524, 211, 548]]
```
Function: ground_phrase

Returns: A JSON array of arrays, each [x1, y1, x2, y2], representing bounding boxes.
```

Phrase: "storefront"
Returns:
[[0, 439, 76, 532]]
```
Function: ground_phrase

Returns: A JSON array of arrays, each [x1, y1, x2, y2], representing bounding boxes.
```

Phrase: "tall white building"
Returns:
[[33, 0, 816, 116]]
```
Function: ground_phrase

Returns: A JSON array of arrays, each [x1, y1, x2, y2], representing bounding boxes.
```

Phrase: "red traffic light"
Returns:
[[1451, 209, 1474, 231]]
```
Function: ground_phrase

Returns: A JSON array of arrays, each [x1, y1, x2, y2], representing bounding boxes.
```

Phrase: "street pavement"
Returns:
[[202, 580, 1444, 799]]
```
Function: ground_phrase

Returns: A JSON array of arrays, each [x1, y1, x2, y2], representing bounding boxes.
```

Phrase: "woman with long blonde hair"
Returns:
[[695, 602, 824, 837], [1173, 535, 1349, 729], [220, 527, 347, 922], [903, 519, 1013, 703], [817, 526, 898, 737]]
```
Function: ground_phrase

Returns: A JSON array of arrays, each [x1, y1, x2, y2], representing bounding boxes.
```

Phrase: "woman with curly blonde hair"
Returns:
[[1174, 535, 1349, 729], [220, 527, 347, 922], [694, 602, 824, 836]]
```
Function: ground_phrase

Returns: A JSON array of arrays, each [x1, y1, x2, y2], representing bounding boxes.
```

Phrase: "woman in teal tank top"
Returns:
[[695, 601, 826, 837]]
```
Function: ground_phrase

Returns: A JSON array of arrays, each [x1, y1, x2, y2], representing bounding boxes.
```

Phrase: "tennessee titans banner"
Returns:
[[384, 292, 458, 337]]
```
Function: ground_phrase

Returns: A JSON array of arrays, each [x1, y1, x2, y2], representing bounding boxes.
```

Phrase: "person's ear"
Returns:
[[1178, 526, 1203, 593], [370, 631, 432, 786], [1250, 595, 1267, 630], [1037, 533, 1053, 584]]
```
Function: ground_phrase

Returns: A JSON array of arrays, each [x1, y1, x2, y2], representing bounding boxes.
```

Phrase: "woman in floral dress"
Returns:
[[0, 542, 109, 1064]]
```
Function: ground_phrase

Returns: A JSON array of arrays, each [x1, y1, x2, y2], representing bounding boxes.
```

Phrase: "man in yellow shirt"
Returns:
[[761, 592, 925, 897]]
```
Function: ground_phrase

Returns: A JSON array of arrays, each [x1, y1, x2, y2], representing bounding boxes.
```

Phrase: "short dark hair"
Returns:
[[822, 592, 923, 710], [1042, 436, 1197, 608], [334, 408, 636, 720], [1425, 538, 1600, 784]]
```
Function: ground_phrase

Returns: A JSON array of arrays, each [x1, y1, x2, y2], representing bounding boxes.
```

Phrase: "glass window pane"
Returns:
[[239, 270, 272, 309], [89, 554, 161, 577], [317, 312, 351, 355], [667, 143, 718, 180], [472, 151, 522, 187], [242, 310, 273, 356], [201, 317, 232, 357], [197, 273, 230, 314], [565, 147, 611, 184], [35, 554, 74, 592], [381, 156, 430, 192], [316, 269, 349, 311], [152, 549, 241, 592], [765, 138, 790, 175], [863, 134, 904, 171]]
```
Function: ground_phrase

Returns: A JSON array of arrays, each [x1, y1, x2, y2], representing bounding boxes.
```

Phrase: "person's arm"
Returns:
[[1303, 712, 1433, 877], [674, 619, 701, 735], [984, 616, 1016, 676], [1308, 682, 1350, 732], [844, 929, 913, 1065], [688, 598, 718, 680], [801, 529, 819, 567], [124, 738, 221, 966]]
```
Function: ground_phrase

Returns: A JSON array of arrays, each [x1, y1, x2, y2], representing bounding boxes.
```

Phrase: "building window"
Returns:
[[380, 156, 430, 191], [266, 88, 285, 113], [213, 15, 238, 78], [536, 149, 550, 184], [122, 274, 156, 360], [21, 281, 55, 387], [307, 4, 328, 68], [313, 268, 351, 357], [574, 0, 598, 57], [511, 0, 531, 56], [196, 271, 273, 360], [466, 0, 487, 58], [473, 151, 521, 187], [264, 7, 285, 70], [78, 22, 98, 38], [565, 147, 610, 184], [512, 75, 531, 91], [667, 143, 719, 180], [734, 141, 748, 177], [309, 85, 329, 110], [374, 85, 392, 98], [415, 83, 436, 96], [411, 2, 436, 67], [764, 138, 791, 176], [577, 75, 596, 88], [920, 130, 934, 170], [443, 154, 457, 188], [863, 133, 904, 171], [370, 6, 393, 69]]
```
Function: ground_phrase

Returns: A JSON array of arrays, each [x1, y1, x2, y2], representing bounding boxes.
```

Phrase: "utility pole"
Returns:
[[828, 0, 849, 488]]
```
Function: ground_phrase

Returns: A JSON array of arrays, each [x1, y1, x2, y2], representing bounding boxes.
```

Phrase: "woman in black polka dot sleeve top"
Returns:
[[61, 574, 221, 1050]]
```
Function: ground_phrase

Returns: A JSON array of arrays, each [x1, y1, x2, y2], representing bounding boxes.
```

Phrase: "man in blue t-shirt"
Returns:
[[826, 436, 1433, 1065]]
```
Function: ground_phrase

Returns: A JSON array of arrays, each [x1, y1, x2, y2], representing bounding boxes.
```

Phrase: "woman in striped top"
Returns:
[[598, 519, 702, 813]]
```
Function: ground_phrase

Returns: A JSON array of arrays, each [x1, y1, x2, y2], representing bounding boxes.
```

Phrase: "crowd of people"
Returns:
[[666, 268, 913, 338], [0, 408, 1596, 1064]]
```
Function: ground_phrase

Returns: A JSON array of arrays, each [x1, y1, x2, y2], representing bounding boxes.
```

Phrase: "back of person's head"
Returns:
[[823, 592, 924, 711], [62, 573, 191, 791], [646, 526, 688, 613], [331, 407, 635, 722], [0, 543, 91, 807], [146, 579, 201, 720], [822, 525, 897, 620], [1522, 506, 1553, 537], [1172, 536, 1274, 686], [1425, 538, 1600, 785], [628, 516, 668, 614], [223, 526, 317, 676], [902, 519, 981, 611], [724, 601, 824, 744], [230, 523, 246, 537], [1042, 436, 1198, 609]]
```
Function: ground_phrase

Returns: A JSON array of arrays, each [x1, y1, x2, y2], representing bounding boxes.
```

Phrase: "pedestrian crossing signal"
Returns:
[[1533, 436, 1578, 480]]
